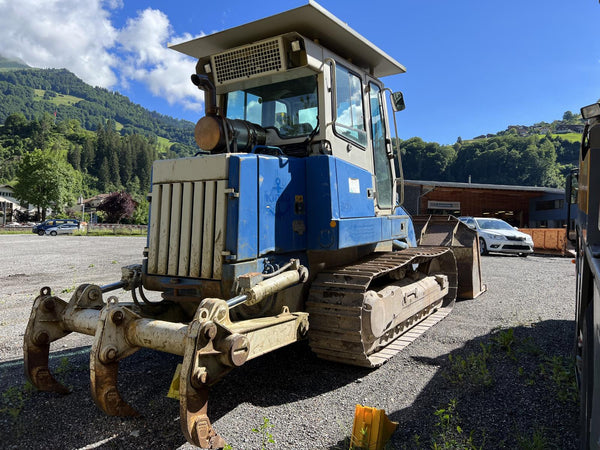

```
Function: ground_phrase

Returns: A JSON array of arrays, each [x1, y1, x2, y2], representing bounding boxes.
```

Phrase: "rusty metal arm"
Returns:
[[179, 298, 309, 448], [24, 266, 310, 449], [24, 285, 189, 416]]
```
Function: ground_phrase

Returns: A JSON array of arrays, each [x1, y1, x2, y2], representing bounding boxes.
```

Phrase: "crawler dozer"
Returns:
[[23, 2, 485, 448]]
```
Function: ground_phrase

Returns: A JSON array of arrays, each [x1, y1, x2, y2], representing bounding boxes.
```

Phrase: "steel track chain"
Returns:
[[306, 247, 457, 367]]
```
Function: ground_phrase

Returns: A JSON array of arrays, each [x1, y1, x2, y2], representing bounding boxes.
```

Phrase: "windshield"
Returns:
[[226, 75, 318, 138], [475, 219, 515, 231]]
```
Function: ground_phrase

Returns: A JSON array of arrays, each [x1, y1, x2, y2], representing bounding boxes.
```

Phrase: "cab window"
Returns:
[[334, 65, 367, 147], [226, 76, 318, 138]]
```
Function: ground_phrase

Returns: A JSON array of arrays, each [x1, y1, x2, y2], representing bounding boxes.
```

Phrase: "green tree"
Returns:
[[67, 144, 81, 170], [97, 156, 110, 191], [400, 137, 456, 181], [13, 148, 81, 219], [30, 113, 55, 150], [132, 196, 149, 224], [3, 113, 28, 136], [109, 150, 121, 186], [80, 138, 95, 170]]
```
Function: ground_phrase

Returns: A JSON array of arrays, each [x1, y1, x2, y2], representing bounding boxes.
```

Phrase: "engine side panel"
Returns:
[[146, 154, 413, 286], [147, 156, 229, 279], [306, 155, 412, 250], [226, 155, 258, 261], [258, 156, 307, 254]]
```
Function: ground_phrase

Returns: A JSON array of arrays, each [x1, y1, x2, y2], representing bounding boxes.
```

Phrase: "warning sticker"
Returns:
[[348, 178, 360, 194]]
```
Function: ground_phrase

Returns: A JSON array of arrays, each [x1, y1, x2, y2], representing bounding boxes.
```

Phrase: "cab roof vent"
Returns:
[[211, 37, 285, 85]]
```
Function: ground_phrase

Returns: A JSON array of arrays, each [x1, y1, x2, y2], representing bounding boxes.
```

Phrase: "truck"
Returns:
[[23, 2, 484, 448], [569, 100, 600, 449]]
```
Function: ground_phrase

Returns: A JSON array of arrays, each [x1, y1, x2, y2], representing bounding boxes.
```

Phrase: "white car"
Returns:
[[44, 223, 79, 236], [458, 217, 534, 257]]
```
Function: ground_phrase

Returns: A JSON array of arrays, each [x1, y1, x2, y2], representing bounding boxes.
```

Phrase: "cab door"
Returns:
[[367, 81, 394, 213]]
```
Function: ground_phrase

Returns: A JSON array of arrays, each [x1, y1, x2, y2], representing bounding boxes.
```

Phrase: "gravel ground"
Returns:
[[0, 234, 579, 449]]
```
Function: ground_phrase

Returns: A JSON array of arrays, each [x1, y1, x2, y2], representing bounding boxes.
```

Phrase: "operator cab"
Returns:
[[171, 1, 407, 211]]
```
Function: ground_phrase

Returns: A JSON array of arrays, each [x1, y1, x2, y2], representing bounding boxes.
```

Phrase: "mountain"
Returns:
[[0, 64, 196, 156], [398, 123, 581, 188], [0, 58, 584, 191], [0, 63, 201, 204], [472, 113, 586, 142], [0, 55, 30, 70]]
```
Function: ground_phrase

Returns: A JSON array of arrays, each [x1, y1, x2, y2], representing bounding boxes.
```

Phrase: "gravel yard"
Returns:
[[0, 235, 578, 449]]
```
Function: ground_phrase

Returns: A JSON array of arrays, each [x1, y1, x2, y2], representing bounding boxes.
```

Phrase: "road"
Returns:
[[0, 235, 579, 449]]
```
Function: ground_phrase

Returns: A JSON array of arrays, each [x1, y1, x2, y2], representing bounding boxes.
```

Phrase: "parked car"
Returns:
[[44, 222, 80, 236], [33, 219, 80, 236], [458, 217, 534, 256]]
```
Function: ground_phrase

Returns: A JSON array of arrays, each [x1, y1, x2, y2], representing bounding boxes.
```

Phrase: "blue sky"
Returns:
[[1, 0, 599, 144]]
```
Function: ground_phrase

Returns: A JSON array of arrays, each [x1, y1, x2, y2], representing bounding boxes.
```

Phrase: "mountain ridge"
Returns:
[[0, 55, 587, 147], [0, 55, 30, 70], [0, 60, 196, 156]]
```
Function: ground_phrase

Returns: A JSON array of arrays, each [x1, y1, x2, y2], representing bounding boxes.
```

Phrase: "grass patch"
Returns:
[[431, 399, 483, 449], [53, 356, 75, 388], [402, 400, 484, 450], [539, 355, 578, 403], [444, 342, 493, 388], [156, 135, 174, 153], [252, 417, 276, 450], [60, 285, 75, 294], [424, 327, 578, 448], [491, 328, 516, 360], [33, 89, 83, 106], [549, 132, 581, 143], [223, 417, 276, 450], [516, 426, 550, 450], [0, 382, 35, 422], [0, 229, 31, 234]]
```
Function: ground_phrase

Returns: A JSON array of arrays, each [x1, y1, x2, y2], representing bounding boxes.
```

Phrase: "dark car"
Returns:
[[32, 219, 80, 236]]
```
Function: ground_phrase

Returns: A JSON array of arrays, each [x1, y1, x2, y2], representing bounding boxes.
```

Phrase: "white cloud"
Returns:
[[116, 8, 204, 112], [105, 0, 123, 9], [0, 1, 204, 114], [0, 0, 119, 87]]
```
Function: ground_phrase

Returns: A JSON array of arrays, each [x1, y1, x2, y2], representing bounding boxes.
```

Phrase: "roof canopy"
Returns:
[[169, 1, 405, 78]]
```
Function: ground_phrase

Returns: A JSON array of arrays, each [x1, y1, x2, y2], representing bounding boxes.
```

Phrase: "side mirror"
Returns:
[[391, 92, 405, 112], [581, 102, 600, 120]]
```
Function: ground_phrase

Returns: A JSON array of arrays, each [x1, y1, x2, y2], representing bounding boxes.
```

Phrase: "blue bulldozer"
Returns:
[[23, 2, 484, 448]]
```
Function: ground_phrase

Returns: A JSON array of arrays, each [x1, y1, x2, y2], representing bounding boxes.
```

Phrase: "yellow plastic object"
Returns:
[[350, 404, 398, 450], [167, 363, 182, 399]]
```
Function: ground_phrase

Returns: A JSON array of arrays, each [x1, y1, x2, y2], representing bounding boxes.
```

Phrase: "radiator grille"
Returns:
[[147, 180, 227, 279], [212, 38, 284, 85]]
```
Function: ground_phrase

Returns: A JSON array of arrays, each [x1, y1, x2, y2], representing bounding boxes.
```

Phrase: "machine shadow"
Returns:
[[331, 319, 580, 449], [0, 338, 369, 449]]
